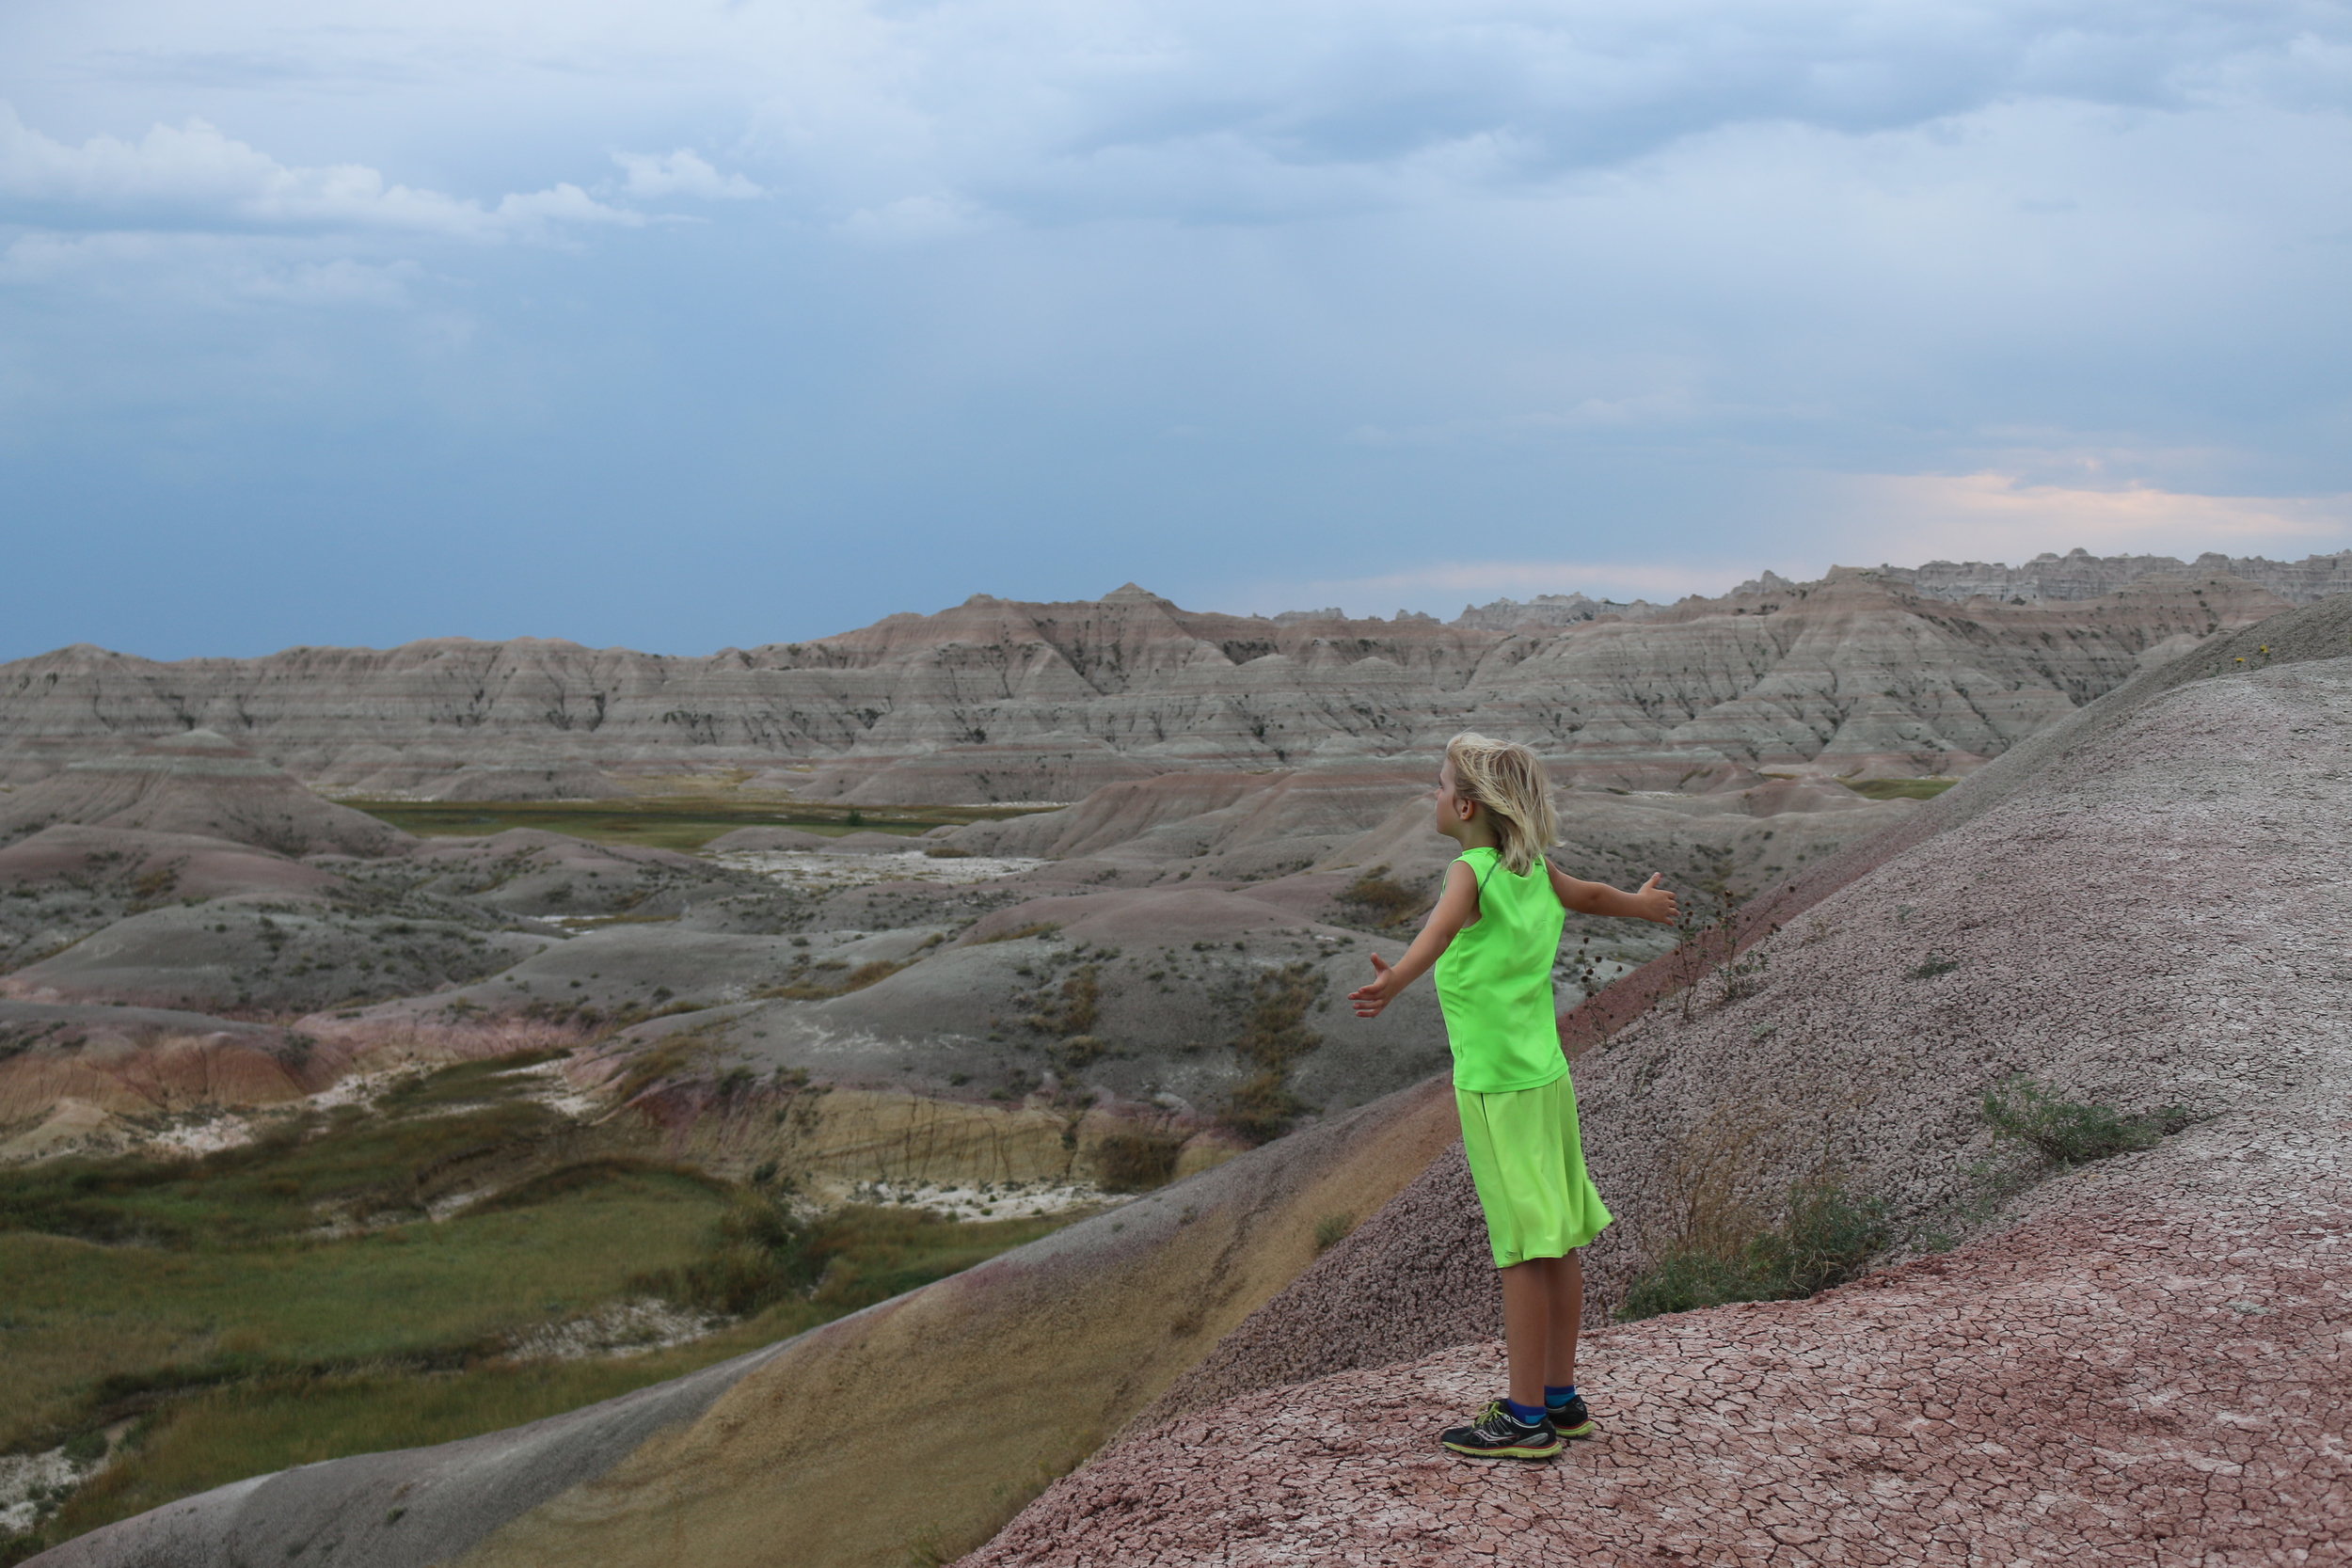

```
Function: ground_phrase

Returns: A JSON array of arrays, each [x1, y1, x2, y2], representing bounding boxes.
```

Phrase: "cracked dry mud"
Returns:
[[969, 1102, 2349, 1566]]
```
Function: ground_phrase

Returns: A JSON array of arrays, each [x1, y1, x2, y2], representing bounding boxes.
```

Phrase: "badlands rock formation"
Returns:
[[0, 730, 408, 856], [0, 557, 2296, 801], [25, 594, 2346, 1568], [1876, 545, 2352, 605], [0, 688, 1924, 1180], [1457, 547, 2351, 625]]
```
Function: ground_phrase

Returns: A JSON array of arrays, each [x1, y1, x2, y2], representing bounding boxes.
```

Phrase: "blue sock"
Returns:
[[1502, 1398, 1547, 1426], [1545, 1385, 1579, 1407]]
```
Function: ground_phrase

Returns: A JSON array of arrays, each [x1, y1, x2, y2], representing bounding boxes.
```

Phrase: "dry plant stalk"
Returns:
[[1647, 1099, 1793, 1261]]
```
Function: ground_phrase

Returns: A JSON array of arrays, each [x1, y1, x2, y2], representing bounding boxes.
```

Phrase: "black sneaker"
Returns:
[[1546, 1394, 1596, 1439], [1439, 1401, 1563, 1460]]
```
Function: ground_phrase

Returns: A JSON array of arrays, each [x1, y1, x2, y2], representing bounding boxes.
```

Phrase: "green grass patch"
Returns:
[[39, 1312, 798, 1553], [338, 797, 1042, 854], [1838, 777, 1961, 801], [631, 1198, 1089, 1320], [1617, 1178, 1890, 1322], [1091, 1128, 1184, 1194], [0, 1096, 578, 1248], [0, 1040, 1100, 1560], [2, 1117, 1093, 1565], [0, 1165, 725, 1453], [1979, 1074, 2194, 1166]]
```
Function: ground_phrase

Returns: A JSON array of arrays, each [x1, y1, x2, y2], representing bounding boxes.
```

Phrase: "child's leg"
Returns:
[[1540, 1250, 1582, 1388], [1497, 1259, 1549, 1410], [1499, 1251, 1582, 1410]]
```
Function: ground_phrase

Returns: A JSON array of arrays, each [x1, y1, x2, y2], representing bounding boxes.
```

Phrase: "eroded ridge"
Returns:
[[967, 1106, 2350, 1566]]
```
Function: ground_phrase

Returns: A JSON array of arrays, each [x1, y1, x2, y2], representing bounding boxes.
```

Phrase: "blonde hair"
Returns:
[[1444, 732, 1559, 876]]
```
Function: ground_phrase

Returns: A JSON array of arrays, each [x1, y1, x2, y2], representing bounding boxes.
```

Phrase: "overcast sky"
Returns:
[[3, 0, 2347, 658]]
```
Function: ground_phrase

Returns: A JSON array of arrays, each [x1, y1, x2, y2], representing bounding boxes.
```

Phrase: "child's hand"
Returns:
[[1631, 873, 1678, 925], [1348, 954, 1400, 1019]]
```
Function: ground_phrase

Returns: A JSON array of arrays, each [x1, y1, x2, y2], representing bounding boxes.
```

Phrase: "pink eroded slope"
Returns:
[[966, 1122, 2348, 1565], [966, 606, 2352, 1565]]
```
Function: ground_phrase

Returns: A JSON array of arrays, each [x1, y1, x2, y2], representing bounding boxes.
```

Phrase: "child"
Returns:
[[1349, 733, 1677, 1459]]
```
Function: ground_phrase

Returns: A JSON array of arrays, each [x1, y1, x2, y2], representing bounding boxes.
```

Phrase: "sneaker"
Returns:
[[1439, 1401, 1563, 1460], [1545, 1394, 1596, 1439]]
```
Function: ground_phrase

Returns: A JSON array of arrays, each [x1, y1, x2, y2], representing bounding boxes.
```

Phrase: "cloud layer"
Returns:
[[0, 0, 2346, 656]]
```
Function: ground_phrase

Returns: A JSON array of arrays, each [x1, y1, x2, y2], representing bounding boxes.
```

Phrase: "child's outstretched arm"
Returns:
[[1546, 862, 1679, 925], [1348, 860, 1481, 1019]]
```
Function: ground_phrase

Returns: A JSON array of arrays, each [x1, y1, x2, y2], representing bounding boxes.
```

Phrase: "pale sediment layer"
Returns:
[[606, 1081, 1250, 1196], [0, 730, 410, 856], [0, 569, 2286, 800]]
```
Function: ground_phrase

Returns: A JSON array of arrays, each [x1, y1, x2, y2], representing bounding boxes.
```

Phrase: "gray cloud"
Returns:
[[0, 0, 2345, 658], [731, 0, 2352, 222]]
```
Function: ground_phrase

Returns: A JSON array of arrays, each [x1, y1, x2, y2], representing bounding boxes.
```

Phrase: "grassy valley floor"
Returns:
[[0, 1052, 1089, 1563]]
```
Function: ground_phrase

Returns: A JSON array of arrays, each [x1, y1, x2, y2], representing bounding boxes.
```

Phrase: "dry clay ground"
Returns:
[[969, 619, 2352, 1564]]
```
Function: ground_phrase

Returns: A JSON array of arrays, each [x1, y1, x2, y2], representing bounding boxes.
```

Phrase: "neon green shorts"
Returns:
[[1456, 1073, 1613, 1270]]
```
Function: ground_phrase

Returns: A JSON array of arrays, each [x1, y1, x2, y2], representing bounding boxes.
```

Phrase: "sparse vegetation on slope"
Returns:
[[1615, 1176, 1891, 1321], [1335, 865, 1427, 929], [1979, 1074, 2195, 1166], [1091, 1127, 1186, 1193], [0, 1048, 1096, 1565], [1217, 963, 1327, 1144]]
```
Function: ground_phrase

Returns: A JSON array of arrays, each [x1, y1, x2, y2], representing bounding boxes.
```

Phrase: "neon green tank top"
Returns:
[[1433, 847, 1568, 1094]]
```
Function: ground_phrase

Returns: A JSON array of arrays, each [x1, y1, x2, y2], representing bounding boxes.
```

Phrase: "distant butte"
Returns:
[[0, 549, 2342, 804]]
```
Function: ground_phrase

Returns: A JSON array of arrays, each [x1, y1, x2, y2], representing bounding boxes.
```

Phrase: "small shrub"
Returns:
[[1338, 865, 1424, 928], [1093, 1128, 1185, 1193], [1617, 1178, 1889, 1321], [1714, 949, 1768, 1006], [1023, 965, 1100, 1037], [1057, 1035, 1108, 1071], [1979, 1075, 2192, 1166], [975, 922, 1061, 946], [1906, 956, 1962, 980], [630, 1191, 815, 1316], [838, 959, 906, 993], [1614, 1248, 1762, 1320], [1746, 1179, 1892, 1298], [1216, 963, 1327, 1143], [129, 866, 178, 906], [1218, 1070, 1306, 1144], [1312, 1212, 1354, 1253], [922, 845, 972, 860]]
